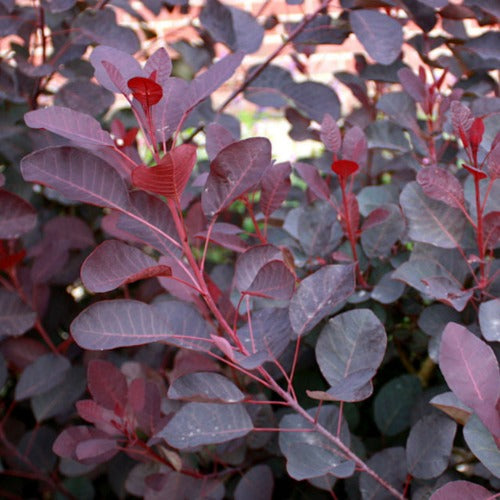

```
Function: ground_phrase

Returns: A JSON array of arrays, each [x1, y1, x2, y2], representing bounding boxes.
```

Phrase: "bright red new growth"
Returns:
[[132, 144, 197, 201], [331, 159, 359, 178], [127, 77, 163, 109], [463, 163, 488, 180], [0, 242, 26, 271], [469, 118, 484, 149]]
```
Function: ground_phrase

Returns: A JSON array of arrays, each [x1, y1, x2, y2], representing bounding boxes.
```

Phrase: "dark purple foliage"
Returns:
[[1, 0, 498, 498]]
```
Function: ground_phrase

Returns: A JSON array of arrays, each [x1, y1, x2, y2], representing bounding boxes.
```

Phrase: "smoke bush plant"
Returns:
[[0, 0, 499, 498]]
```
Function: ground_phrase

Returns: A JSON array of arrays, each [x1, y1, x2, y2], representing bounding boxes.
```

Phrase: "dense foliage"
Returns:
[[0, 0, 499, 498]]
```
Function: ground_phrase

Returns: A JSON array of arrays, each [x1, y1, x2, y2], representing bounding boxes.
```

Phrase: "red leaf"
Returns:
[[0, 243, 26, 271], [127, 77, 163, 109], [331, 159, 359, 178], [132, 144, 197, 201], [463, 163, 488, 180], [469, 117, 484, 149]]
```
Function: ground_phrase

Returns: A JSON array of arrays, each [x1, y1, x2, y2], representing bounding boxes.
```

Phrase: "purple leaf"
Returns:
[[81, 240, 171, 292], [202, 137, 272, 218], [152, 299, 212, 352], [21, 147, 130, 210], [235, 245, 283, 292], [195, 222, 248, 253], [71, 299, 176, 350], [144, 472, 224, 499], [406, 414, 457, 479], [430, 392, 472, 426], [227, 5, 264, 54], [259, 161, 291, 218], [400, 181, 466, 248], [189, 52, 244, 109], [87, 359, 127, 411], [72, 8, 139, 54], [359, 447, 408, 500], [294, 162, 330, 201], [15, 353, 70, 401], [398, 68, 427, 104], [349, 10, 403, 65], [479, 299, 500, 342], [167, 372, 245, 403], [157, 256, 198, 303], [393, 244, 470, 311], [450, 101, 473, 138], [235, 465, 273, 500], [284, 81, 340, 122], [54, 79, 114, 117], [342, 125, 367, 165], [17, 427, 57, 473], [320, 114, 342, 153], [463, 413, 500, 476], [245, 260, 295, 300], [128, 378, 162, 435], [157, 402, 253, 448], [416, 166, 465, 209], [0, 289, 36, 339], [289, 264, 355, 337], [115, 191, 182, 257], [361, 204, 405, 258], [0, 190, 36, 238], [75, 438, 119, 464], [234, 307, 292, 369], [89, 45, 143, 94], [31, 366, 86, 422], [279, 405, 352, 480], [205, 123, 236, 161], [374, 375, 422, 436], [25, 106, 114, 147], [430, 481, 492, 500], [371, 272, 405, 304], [439, 322, 500, 437], [315, 309, 387, 402], [144, 47, 172, 88]]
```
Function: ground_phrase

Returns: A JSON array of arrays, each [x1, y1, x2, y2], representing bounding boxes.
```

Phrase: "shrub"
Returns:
[[0, 0, 498, 498]]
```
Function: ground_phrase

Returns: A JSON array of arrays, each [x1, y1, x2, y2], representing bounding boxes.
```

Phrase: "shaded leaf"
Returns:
[[295, 162, 330, 200], [349, 10, 403, 65], [289, 264, 355, 337], [406, 414, 457, 479], [0, 289, 36, 339], [15, 353, 70, 401], [342, 125, 367, 165], [359, 447, 407, 500], [439, 322, 500, 437], [157, 402, 253, 448], [0, 190, 36, 238], [284, 81, 340, 122], [371, 272, 405, 304], [463, 413, 500, 476], [279, 405, 353, 480], [21, 147, 130, 210], [167, 372, 245, 403], [398, 68, 426, 104], [315, 309, 387, 402], [144, 47, 172, 88], [400, 181, 466, 248], [72, 8, 139, 54], [235, 465, 273, 500], [202, 138, 272, 218], [87, 359, 127, 411], [374, 374, 422, 436], [25, 106, 114, 147], [132, 144, 197, 201], [235, 245, 282, 292], [18, 427, 57, 473], [205, 123, 235, 161]]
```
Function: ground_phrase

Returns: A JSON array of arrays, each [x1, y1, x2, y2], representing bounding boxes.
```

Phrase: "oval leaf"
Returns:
[[0, 289, 36, 339], [430, 480, 492, 500], [81, 240, 171, 293], [315, 309, 387, 402], [289, 264, 355, 338], [202, 138, 272, 218], [416, 166, 465, 209], [0, 190, 37, 238], [157, 402, 253, 448], [349, 10, 403, 65]]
